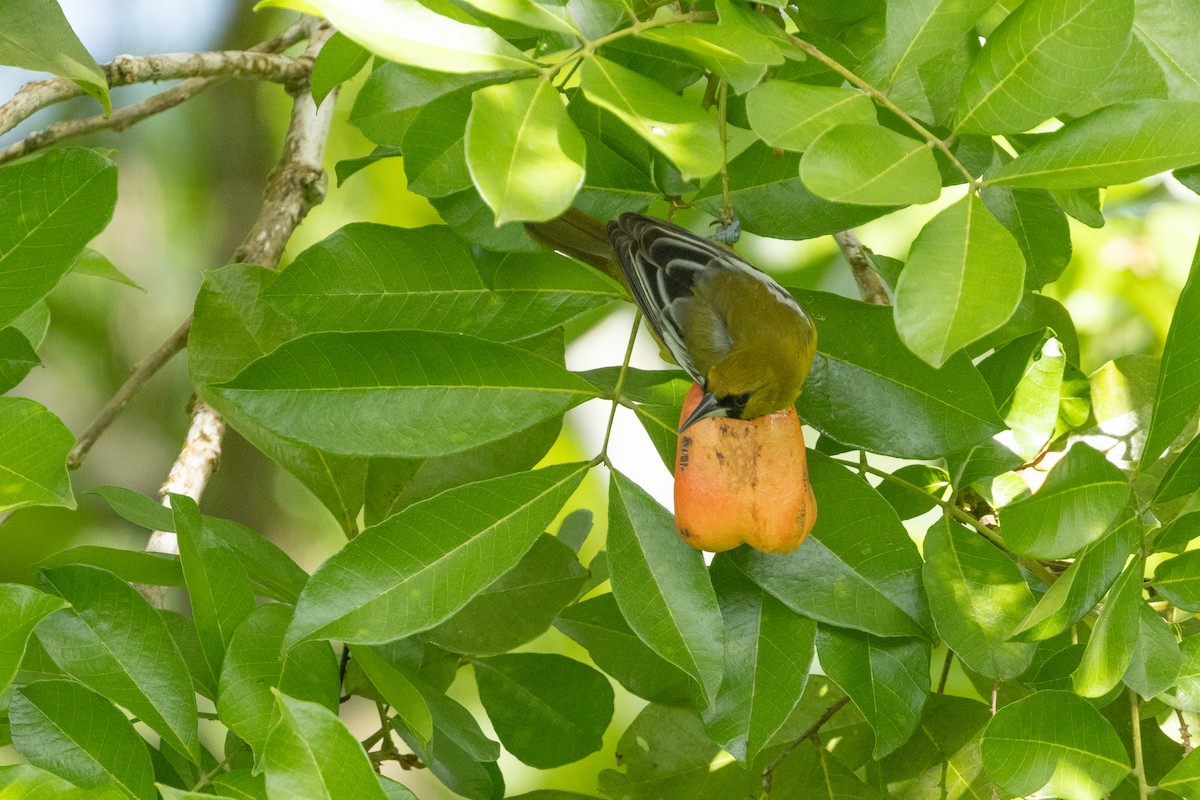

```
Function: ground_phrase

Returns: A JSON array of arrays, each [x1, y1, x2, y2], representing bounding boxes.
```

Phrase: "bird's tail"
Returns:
[[525, 208, 630, 295]]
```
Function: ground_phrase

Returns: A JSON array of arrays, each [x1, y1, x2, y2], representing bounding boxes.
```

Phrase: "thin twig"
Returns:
[[831, 456, 1058, 585], [761, 696, 850, 793], [833, 230, 889, 305], [598, 311, 643, 465], [0, 20, 314, 163], [1179, 709, 1194, 755], [937, 649, 954, 693], [68, 318, 191, 469], [785, 34, 980, 190]]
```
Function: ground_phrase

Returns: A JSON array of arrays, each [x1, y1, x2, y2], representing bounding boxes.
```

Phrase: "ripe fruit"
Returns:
[[673, 384, 817, 554]]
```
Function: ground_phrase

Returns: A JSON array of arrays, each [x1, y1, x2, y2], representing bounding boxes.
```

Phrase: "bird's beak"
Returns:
[[679, 391, 726, 432]]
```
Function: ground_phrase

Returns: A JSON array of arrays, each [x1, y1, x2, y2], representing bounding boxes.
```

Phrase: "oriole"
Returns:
[[529, 210, 818, 431]]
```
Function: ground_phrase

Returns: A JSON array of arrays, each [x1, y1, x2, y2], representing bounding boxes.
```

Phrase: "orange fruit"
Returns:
[[673, 384, 816, 554]]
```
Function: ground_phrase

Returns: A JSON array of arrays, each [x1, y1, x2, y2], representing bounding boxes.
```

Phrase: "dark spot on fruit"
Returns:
[[715, 451, 725, 464], [679, 528, 692, 539]]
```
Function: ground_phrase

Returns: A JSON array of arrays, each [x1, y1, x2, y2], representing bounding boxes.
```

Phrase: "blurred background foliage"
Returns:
[[1, 2, 1198, 795]]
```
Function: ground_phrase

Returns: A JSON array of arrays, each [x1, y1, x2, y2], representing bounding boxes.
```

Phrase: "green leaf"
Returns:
[[0, 397, 75, 512], [875, 464, 950, 520], [217, 604, 340, 760], [1169, 635, 1200, 712], [156, 788, 237, 800], [894, 194, 1026, 367], [745, 82, 876, 152], [38, 546, 186, 597], [607, 470, 724, 704], [350, 62, 492, 146], [1080, 354, 1160, 465], [1132, 0, 1200, 101], [286, 462, 587, 646], [1154, 435, 1200, 504], [33, 565, 199, 761], [264, 224, 620, 343], [10, 680, 155, 800], [461, 0, 580, 33], [639, 23, 780, 94], [0, 585, 65, 694], [872, 0, 993, 89], [401, 90, 474, 198], [1072, 557, 1142, 697], [816, 625, 929, 759], [310, 32, 369, 107], [705, 555, 816, 764], [922, 517, 1037, 680], [1162, 747, 1200, 799], [1152, 550, 1200, 611], [475, 653, 613, 767], [0, 764, 126, 800], [1123, 601, 1180, 699], [1144, 240, 1200, 466], [980, 690, 1130, 800], [269, 0, 536, 74], [579, 56, 722, 181], [795, 289, 1005, 459], [988, 100, 1200, 188], [0, 0, 109, 111], [981, 186, 1072, 290], [801, 124, 942, 206], [1000, 442, 1131, 559], [426, 533, 586, 655], [955, 0, 1133, 134], [172, 494, 256, 684], [977, 329, 1067, 460], [212, 330, 593, 458], [764, 739, 881, 799], [465, 79, 586, 224], [597, 704, 754, 800], [189, 265, 367, 533], [350, 646, 433, 747], [335, 145, 402, 186], [71, 249, 142, 290], [732, 451, 931, 638], [0, 149, 118, 328], [694, 144, 893, 240], [553, 593, 696, 706], [1153, 510, 1200, 551], [880, 694, 992, 800], [160, 612, 218, 701], [262, 692, 387, 800], [1012, 512, 1137, 641], [0, 326, 39, 393], [364, 415, 560, 525]]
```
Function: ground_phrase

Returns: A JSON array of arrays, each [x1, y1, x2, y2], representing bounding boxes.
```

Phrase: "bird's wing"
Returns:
[[606, 213, 801, 383]]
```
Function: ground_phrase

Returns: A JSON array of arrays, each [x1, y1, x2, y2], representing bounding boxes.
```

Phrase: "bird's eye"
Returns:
[[722, 392, 752, 419]]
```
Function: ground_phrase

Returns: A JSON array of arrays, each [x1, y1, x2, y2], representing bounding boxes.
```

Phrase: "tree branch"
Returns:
[[144, 21, 336, 562], [0, 18, 314, 160], [67, 20, 331, 475], [834, 229, 889, 305]]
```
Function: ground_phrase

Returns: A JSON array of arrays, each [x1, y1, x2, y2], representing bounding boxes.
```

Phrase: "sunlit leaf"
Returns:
[[0, 397, 75, 512], [801, 123, 942, 206], [955, 0, 1133, 134], [466, 79, 586, 224], [980, 691, 1130, 800], [1071, 558, 1142, 697], [579, 56, 722, 180], [0, 585, 65, 694], [1143, 239, 1200, 466], [894, 194, 1026, 367], [988, 100, 1200, 188], [0, 0, 109, 111], [745, 82, 875, 152]]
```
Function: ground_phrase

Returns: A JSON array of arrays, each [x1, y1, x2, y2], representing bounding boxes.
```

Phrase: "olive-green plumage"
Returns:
[[528, 210, 817, 428]]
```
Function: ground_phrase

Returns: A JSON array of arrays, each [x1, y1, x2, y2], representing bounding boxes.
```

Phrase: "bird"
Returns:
[[529, 210, 817, 431]]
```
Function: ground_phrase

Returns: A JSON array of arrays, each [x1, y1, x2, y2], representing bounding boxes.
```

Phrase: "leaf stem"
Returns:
[[539, 10, 718, 79], [937, 649, 954, 693], [599, 311, 644, 464], [830, 456, 1057, 585], [717, 79, 733, 226], [784, 34, 980, 191], [1131, 689, 1150, 800]]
